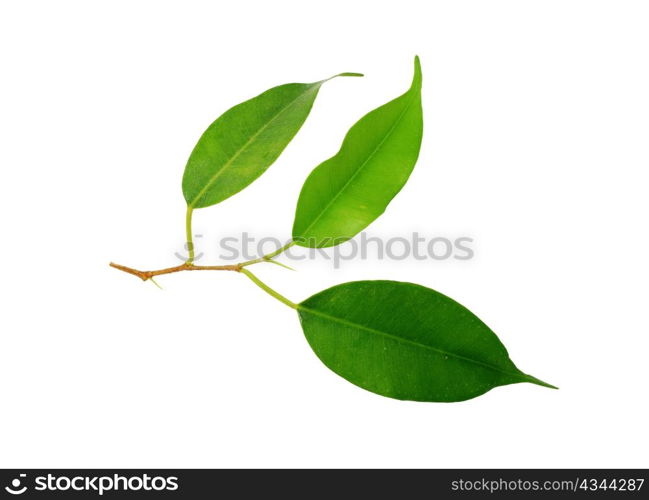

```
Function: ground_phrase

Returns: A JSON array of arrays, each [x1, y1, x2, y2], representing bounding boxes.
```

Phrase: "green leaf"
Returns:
[[297, 280, 556, 402], [292, 57, 423, 247], [182, 72, 363, 209]]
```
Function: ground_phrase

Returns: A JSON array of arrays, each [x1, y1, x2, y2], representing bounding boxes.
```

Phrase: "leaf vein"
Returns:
[[298, 306, 522, 380], [298, 90, 417, 238], [189, 84, 319, 207]]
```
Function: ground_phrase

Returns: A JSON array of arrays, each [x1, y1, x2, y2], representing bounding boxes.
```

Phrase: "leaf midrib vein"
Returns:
[[298, 306, 522, 380], [298, 91, 416, 237], [190, 84, 318, 207]]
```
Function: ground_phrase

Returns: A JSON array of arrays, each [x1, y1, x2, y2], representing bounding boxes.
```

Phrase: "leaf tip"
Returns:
[[525, 374, 559, 390], [325, 72, 364, 83], [412, 55, 422, 88]]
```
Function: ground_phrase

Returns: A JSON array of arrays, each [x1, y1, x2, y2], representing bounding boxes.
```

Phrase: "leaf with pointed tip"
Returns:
[[292, 57, 423, 247], [297, 280, 555, 402], [183, 72, 363, 209]]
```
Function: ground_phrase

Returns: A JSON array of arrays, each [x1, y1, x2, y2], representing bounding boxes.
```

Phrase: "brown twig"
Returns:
[[109, 261, 240, 281]]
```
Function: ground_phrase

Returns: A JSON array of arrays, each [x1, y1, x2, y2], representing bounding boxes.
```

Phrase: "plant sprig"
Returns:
[[111, 57, 556, 402], [110, 241, 294, 281]]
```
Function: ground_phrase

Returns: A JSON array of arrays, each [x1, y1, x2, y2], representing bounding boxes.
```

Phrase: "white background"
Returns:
[[1, 0, 647, 468]]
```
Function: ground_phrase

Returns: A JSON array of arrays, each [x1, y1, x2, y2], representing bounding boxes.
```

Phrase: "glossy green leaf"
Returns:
[[292, 57, 423, 247], [297, 280, 555, 402], [182, 72, 363, 209]]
